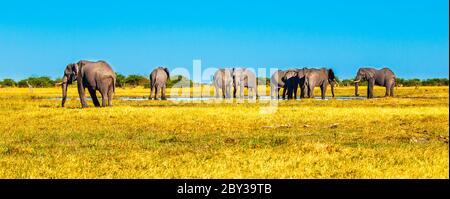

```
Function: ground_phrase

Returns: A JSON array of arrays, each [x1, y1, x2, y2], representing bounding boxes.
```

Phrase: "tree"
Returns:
[[115, 72, 126, 87], [167, 75, 193, 88], [0, 79, 17, 87], [18, 76, 54, 88], [125, 75, 149, 87], [257, 77, 270, 86]]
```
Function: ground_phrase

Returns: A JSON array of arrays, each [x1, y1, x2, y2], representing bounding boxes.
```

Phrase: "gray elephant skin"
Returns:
[[354, 67, 396, 98], [284, 68, 310, 99], [61, 60, 116, 108], [214, 68, 234, 98], [304, 68, 336, 99], [232, 68, 259, 99], [270, 70, 288, 99], [149, 67, 170, 100]]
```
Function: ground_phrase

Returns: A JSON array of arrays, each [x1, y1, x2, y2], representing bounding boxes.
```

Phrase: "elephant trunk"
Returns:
[[331, 80, 335, 98], [354, 75, 361, 96], [61, 76, 68, 107], [354, 82, 359, 96]]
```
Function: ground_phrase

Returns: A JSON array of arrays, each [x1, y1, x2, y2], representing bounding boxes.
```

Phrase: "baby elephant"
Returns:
[[149, 67, 170, 100]]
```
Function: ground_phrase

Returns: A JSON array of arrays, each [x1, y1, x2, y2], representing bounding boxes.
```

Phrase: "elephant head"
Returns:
[[354, 68, 375, 96], [283, 69, 298, 82], [232, 68, 245, 82], [326, 69, 336, 98], [232, 68, 246, 98], [61, 63, 79, 107]]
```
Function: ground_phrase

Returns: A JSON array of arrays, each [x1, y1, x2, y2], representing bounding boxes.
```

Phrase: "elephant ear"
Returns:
[[365, 70, 375, 80], [68, 63, 79, 83], [164, 67, 170, 80], [327, 69, 335, 80]]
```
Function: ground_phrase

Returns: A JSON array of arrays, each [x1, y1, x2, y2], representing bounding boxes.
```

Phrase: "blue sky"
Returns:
[[0, 0, 448, 81]]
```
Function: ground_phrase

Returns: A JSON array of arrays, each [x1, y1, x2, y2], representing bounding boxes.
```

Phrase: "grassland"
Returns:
[[0, 86, 448, 178]]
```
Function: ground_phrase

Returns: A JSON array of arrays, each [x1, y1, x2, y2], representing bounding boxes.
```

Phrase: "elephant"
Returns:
[[213, 68, 234, 98], [304, 68, 336, 99], [354, 67, 396, 98], [232, 68, 259, 99], [61, 60, 116, 108], [149, 67, 170, 100], [270, 70, 287, 99], [284, 68, 310, 99]]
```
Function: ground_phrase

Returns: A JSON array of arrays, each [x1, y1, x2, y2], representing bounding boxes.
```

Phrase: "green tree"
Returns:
[[125, 75, 149, 87], [257, 77, 270, 86], [167, 75, 193, 88], [115, 72, 126, 87], [18, 76, 54, 88], [0, 79, 17, 87]]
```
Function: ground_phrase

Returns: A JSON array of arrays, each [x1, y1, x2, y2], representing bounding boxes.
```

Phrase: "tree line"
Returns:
[[0, 73, 194, 88], [0, 74, 448, 88]]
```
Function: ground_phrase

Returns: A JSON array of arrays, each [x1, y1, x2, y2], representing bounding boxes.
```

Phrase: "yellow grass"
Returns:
[[0, 86, 448, 178]]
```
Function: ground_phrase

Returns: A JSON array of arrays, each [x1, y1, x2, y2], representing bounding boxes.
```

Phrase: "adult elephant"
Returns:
[[61, 60, 116, 108], [270, 70, 287, 99], [213, 68, 234, 98], [354, 67, 396, 98], [149, 67, 170, 100], [284, 68, 310, 99], [304, 68, 336, 99], [232, 68, 259, 99]]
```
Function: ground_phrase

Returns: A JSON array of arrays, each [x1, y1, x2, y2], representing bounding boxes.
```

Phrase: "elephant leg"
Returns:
[[270, 85, 274, 99], [154, 86, 159, 100], [367, 80, 374, 98], [107, 86, 114, 106], [77, 84, 88, 108], [299, 85, 304, 98], [215, 86, 220, 98], [282, 86, 287, 100], [99, 87, 108, 107], [390, 85, 395, 97], [309, 85, 314, 98], [321, 84, 326, 100], [384, 86, 389, 97], [224, 87, 228, 98], [161, 86, 167, 100], [88, 87, 100, 107], [149, 85, 153, 100], [286, 84, 291, 99], [305, 85, 310, 98], [221, 85, 226, 98], [294, 85, 298, 99], [276, 88, 280, 99]]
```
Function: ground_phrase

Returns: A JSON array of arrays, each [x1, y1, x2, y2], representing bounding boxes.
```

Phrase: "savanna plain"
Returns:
[[0, 86, 448, 178]]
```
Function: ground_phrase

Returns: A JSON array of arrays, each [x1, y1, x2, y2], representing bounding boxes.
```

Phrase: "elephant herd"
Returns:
[[60, 60, 396, 108], [213, 68, 259, 99], [270, 68, 336, 100], [269, 67, 396, 100]]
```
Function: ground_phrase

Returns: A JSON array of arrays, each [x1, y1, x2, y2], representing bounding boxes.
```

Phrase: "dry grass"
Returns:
[[0, 86, 448, 178]]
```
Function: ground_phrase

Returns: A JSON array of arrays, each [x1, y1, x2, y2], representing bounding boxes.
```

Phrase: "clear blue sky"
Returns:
[[0, 0, 448, 80]]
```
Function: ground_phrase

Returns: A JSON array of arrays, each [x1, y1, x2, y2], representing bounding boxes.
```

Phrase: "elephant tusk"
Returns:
[[353, 80, 360, 83]]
